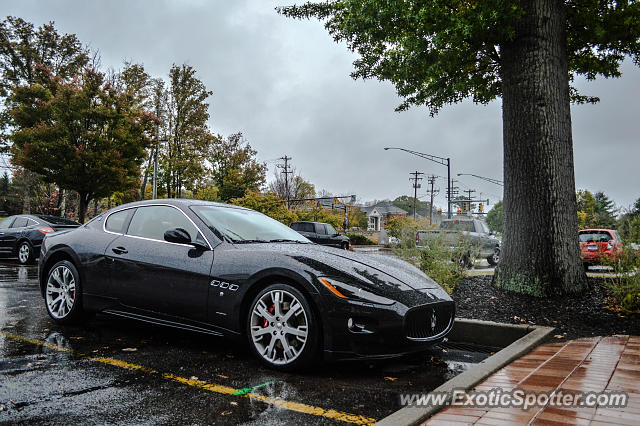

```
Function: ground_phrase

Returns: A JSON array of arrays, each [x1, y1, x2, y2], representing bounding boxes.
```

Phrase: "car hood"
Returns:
[[235, 242, 443, 291]]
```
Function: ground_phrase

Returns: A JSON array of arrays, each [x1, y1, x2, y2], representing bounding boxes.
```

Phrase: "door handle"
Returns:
[[112, 246, 128, 255]]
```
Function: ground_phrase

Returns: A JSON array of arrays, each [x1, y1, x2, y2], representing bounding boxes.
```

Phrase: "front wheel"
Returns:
[[17, 241, 35, 265], [45, 260, 85, 324], [487, 248, 500, 266], [341, 242, 349, 250], [247, 284, 319, 371]]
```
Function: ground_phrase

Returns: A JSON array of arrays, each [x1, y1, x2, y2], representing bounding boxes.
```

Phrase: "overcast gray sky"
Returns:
[[4, 0, 639, 211]]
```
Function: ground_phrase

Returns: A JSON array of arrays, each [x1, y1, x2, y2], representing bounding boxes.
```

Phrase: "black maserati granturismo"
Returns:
[[38, 199, 455, 370]]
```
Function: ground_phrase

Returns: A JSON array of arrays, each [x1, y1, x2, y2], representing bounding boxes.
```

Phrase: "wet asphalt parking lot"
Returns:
[[0, 260, 488, 425]]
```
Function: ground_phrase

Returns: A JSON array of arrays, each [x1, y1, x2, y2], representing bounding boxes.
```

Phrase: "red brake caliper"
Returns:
[[262, 304, 275, 328]]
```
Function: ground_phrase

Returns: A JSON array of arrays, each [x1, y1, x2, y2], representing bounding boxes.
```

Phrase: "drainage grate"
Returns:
[[437, 341, 500, 355]]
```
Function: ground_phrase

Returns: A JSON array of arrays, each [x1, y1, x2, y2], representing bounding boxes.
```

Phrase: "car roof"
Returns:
[[104, 198, 252, 214], [579, 229, 616, 232], [292, 221, 328, 225]]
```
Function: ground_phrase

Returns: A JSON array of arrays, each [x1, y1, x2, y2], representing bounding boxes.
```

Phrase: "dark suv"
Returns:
[[290, 221, 350, 250]]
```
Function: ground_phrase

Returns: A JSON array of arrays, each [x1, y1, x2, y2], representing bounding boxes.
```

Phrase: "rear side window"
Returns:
[[105, 209, 132, 234], [441, 220, 474, 232], [0, 217, 14, 229], [302, 223, 314, 232], [27, 219, 39, 227], [11, 217, 29, 228], [315, 223, 327, 234], [291, 223, 300, 231]]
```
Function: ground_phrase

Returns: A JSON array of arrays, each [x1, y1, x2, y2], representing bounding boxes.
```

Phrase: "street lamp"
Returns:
[[457, 173, 504, 186], [384, 147, 453, 219]]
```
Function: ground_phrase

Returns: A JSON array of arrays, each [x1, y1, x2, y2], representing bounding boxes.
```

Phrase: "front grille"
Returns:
[[404, 302, 454, 339]]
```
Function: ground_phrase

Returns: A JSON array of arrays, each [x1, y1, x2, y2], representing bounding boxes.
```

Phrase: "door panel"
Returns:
[[106, 205, 213, 322], [107, 235, 213, 321]]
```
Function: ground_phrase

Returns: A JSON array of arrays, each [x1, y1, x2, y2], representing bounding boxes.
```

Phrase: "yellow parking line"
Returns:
[[0, 331, 376, 425]]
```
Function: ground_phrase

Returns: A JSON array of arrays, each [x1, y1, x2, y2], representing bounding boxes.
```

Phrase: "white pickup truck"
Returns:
[[416, 217, 501, 266]]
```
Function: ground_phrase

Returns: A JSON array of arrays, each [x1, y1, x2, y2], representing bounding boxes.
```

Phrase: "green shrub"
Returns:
[[601, 245, 640, 314], [393, 230, 479, 294], [346, 233, 376, 246]]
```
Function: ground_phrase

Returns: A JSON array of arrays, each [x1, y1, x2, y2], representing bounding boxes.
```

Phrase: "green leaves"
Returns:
[[9, 68, 155, 220], [280, 0, 640, 113]]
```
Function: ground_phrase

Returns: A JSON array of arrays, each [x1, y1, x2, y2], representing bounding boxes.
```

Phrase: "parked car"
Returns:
[[290, 221, 350, 250], [38, 199, 454, 370], [0, 214, 81, 264], [416, 217, 501, 266], [579, 229, 624, 270]]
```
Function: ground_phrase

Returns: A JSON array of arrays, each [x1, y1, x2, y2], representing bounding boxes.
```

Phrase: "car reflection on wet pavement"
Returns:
[[0, 260, 489, 425]]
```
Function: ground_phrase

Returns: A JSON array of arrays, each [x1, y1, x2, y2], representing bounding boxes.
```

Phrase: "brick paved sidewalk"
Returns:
[[424, 335, 640, 425]]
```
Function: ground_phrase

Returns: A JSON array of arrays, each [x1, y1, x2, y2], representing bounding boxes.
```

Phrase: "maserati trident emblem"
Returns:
[[430, 310, 437, 330]]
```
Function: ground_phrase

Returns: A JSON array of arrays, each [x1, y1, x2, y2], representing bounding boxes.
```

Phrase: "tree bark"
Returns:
[[78, 192, 90, 224], [494, 0, 586, 296], [139, 151, 154, 200]]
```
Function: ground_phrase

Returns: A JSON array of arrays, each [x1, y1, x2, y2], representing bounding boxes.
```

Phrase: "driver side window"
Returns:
[[127, 206, 198, 242]]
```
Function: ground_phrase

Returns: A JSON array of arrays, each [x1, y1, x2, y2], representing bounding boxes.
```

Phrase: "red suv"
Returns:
[[579, 229, 623, 270]]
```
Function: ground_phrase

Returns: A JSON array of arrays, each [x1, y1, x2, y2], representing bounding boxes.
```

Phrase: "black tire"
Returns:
[[487, 248, 500, 266], [457, 252, 473, 269], [246, 283, 319, 371], [341, 242, 349, 250], [583, 262, 590, 272], [17, 240, 35, 265], [44, 260, 86, 324]]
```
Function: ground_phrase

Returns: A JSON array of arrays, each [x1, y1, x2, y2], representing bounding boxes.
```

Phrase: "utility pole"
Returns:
[[383, 148, 453, 218], [277, 155, 293, 208], [426, 175, 439, 224], [448, 179, 460, 215], [409, 171, 424, 219]]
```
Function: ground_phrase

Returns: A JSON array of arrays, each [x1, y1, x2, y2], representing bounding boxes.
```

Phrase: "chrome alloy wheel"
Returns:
[[250, 289, 308, 365], [46, 265, 76, 319], [491, 249, 500, 265], [18, 243, 30, 263]]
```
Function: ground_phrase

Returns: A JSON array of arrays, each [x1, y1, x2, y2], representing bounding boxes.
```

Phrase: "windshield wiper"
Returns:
[[268, 239, 310, 244], [232, 239, 269, 244]]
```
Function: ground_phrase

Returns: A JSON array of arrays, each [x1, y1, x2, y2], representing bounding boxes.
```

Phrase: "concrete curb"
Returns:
[[375, 319, 555, 426]]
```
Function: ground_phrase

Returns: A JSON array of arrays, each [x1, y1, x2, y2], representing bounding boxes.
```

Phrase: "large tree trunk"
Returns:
[[494, 0, 586, 296], [139, 151, 154, 200], [78, 192, 90, 224]]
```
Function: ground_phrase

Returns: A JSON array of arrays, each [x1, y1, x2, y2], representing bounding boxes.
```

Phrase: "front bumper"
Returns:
[[320, 297, 455, 361]]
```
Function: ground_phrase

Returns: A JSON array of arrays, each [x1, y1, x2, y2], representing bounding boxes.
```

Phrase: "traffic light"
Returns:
[[479, 203, 484, 212], [457, 207, 462, 214], [464, 202, 469, 212]]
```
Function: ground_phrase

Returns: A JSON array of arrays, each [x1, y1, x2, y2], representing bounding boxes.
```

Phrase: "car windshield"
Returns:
[[579, 231, 612, 243], [192, 206, 310, 244]]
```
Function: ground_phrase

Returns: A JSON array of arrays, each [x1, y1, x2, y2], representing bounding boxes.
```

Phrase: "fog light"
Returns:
[[347, 317, 374, 333]]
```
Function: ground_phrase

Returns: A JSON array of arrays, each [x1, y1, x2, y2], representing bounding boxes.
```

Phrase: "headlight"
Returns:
[[318, 277, 394, 305]]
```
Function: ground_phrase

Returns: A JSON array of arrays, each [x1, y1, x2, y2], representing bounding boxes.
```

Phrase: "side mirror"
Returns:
[[164, 228, 192, 245]]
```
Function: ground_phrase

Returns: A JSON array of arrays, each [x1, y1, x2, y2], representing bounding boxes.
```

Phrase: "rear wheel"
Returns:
[[247, 284, 319, 371], [45, 260, 85, 324], [17, 241, 34, 265]]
